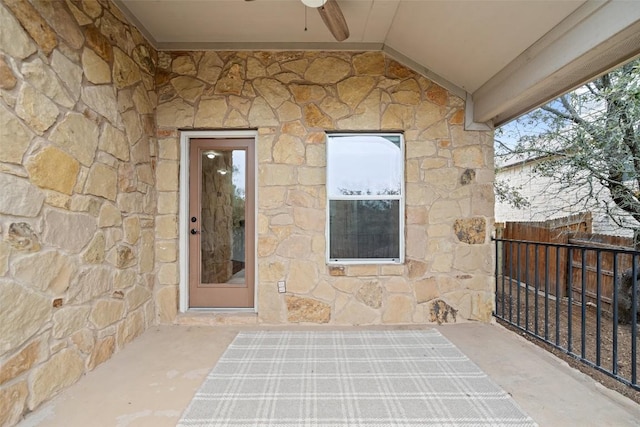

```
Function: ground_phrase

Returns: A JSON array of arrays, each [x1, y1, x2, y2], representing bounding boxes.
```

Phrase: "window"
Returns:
[[326, 133, 404, 264]]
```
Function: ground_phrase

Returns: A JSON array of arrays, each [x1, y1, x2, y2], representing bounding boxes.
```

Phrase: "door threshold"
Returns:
[[177, 310, 258, 326]]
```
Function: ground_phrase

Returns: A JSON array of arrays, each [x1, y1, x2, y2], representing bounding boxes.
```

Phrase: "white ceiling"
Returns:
[[116, 0, 640, 126]]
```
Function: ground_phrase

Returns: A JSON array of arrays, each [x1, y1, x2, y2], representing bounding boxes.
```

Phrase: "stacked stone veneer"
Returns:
[[0, 0, 158, 425], [154, 50, 495, 325]]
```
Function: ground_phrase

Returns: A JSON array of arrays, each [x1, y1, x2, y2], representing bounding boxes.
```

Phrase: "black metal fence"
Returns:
[[494, 238, 639, 391]]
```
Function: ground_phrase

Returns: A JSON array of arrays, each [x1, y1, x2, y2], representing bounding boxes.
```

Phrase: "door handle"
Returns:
[[190, 228, 199, 235]]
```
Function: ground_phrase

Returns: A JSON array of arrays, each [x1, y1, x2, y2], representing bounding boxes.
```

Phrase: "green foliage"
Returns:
[[496, 58, 640, 231]]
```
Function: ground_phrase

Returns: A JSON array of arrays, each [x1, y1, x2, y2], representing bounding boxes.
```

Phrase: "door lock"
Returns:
[[190, 228, 198, 235]]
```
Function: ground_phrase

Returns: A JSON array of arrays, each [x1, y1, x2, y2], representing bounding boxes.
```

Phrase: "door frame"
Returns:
[[179, 130, 259, 312]]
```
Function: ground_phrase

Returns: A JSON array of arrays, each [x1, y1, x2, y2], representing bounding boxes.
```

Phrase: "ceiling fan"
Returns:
[[245, 0, 350, 42]]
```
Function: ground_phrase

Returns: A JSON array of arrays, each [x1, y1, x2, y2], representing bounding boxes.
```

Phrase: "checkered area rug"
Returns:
[[178, 330, 537, 427]]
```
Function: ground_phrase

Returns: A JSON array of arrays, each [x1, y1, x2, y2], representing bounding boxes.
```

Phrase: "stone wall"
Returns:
[[155, 50, 495, 325], [0, 0, 157, 425]]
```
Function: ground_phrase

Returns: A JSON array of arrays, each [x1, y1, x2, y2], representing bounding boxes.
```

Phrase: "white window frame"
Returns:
[[325, 133, 405, 265]]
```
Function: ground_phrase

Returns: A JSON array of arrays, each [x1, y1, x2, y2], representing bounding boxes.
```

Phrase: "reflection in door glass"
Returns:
[[200, 149, 246, 284]]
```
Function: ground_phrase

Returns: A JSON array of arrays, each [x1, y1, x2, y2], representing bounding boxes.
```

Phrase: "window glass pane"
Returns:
[[329, 200, 400, 260], [327, 135, 402, 197]]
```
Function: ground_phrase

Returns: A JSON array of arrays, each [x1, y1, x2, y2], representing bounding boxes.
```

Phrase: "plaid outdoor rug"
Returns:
[[178, 330, 537, 427]]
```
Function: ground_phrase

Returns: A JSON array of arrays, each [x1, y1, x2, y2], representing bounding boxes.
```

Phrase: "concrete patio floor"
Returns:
[[17, 322, 640, 427]]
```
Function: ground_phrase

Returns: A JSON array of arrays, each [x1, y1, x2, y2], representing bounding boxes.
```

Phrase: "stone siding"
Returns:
[[155, 50, 495, 325], [0, 1, 157, 425]]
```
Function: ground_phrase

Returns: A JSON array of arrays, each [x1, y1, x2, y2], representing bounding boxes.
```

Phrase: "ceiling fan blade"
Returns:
[[317, 0, 349, 42]]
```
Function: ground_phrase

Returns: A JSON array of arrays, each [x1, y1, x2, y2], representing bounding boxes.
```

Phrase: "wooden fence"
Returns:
[[496, 213, 636, 313]]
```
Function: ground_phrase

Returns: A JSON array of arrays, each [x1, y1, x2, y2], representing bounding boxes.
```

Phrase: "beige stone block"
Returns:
[[138, 230, 154, 273], [259, 186, 286, 209], [431, 253, 453, 273], [286, 295, 330, 323], [49, 113, 99, 166], [454, 245, 493, 273], [353, 51, 385, 75], [334, 299, 377, 325], [156, 215, 178, 239], [258, 235, 279, 257], [123, 216, 140, 244], [98, 203, 122, 227], [0, 2, 37, 58], [16, 84, 59, 135], [87, 335, 115, 370], [158, 138, 178, 161], [286, 259, 318, 293], [273, 134, 304, 165], [290, 84, 326, 103], [13, 251, 75, 295], [22, 57, 75, 107], [156, 240, 177, 263], [271, 213, 293, 226], [259, 164, 296, 186], [108, 244, 136, 269], [319, 96, 350, 120], [0, 381, 28, 427], [122, 110, 142, 145], [356, 281, 383, 308], [382, 294, 414, 324], [156, 286, 178, 323], [82, 85, 119, 127], [452, 146, 485, 168], [332, 277, 361, 293], [293, 207, 324, 231], [0, 103, 34, 164], [171, 76, 205, 102], [312, 280, 335, 302], [0, 173, 45, 217], [252, 78, 290, 109], [337, 90, 381, 130], [381, 104, 414, 130], [304, 57, 350, 84], [379, 264, 404, 276], [471, 184, 495, 216], [303, 103, 332, 128], [112, 48, 141, 89], [337, 76, 376, 109], [346, 265, 378, 276], [429, 200, 461, 224], [28, 348, 84, 409], [126, 285, 152, 311], [311, 233, 325, 255], [414, 277, 440, 304], [42, 209, 97, 253], [156, 161, 179, 192], [157, 192, 178, 215], [259, 261, 286, 282], [26, 146, 79, 195], [85, 163, 117, 201], [117, 309, 145, 347], [157, 98, 194, 128], [158, 262, 179, 286], [248, 97, 278, 127], [71, 329, 94, 354], [297, 167, 323, 186], [0, 339, 41, 385], [405, 226, 427, 259], [334, 291, 350, 314], [277, 101, 301, 122], [276, 234, 311, 258], [53, 306, 91, 339], [90, 300, 125, 329], [471, 292, 494, 322], [257, 214, 269, 234], [82, 47, 111, 84], [384, 277, 411, 293], [0, 241, 9, 276], [114, 269, 137, 290]]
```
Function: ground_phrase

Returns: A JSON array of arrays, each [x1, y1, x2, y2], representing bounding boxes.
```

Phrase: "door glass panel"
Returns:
[[200, 149, 246, 284]]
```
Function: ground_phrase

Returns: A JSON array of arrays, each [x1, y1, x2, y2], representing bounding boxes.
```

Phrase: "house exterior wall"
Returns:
[[0, 1, 158, 424], [154, 50, 496, 325], [495, 160, 634, 237]]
